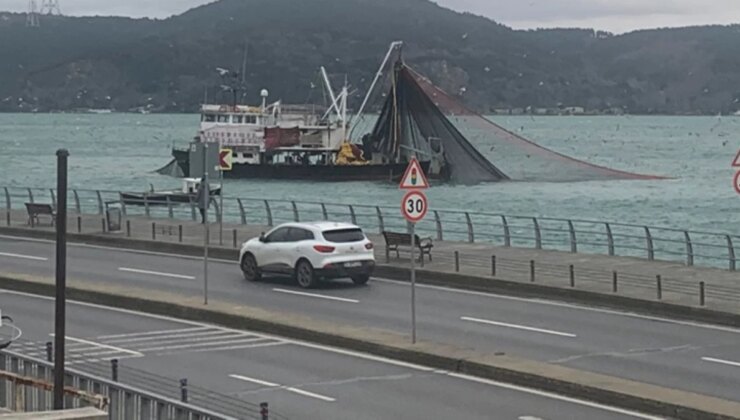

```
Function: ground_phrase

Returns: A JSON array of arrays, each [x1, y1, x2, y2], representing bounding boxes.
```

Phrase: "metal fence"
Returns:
[[0, 347, 276, 419], [3, 185, 739, 271]]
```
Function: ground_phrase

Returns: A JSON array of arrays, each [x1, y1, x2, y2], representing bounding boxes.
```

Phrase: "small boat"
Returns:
[[121, 178, 221, 206]]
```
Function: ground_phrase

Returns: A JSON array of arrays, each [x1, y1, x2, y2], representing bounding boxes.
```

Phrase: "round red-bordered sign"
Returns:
[[734, 171, 740, 195], [401, 190, 428, 223]]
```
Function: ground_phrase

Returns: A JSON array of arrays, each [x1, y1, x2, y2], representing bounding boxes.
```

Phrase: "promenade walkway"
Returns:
[[2, 208, 739, 317]]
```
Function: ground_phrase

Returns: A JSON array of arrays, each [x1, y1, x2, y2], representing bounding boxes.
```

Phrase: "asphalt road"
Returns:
[[1, 234, 739, 403], [0, 291, 661, 420]]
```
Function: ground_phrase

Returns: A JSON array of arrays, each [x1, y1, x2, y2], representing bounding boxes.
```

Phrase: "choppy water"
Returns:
[[1, 113, 738, 232]]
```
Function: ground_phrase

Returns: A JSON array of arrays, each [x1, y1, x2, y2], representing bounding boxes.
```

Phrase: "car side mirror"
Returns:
[[259, 232, 266, 242]]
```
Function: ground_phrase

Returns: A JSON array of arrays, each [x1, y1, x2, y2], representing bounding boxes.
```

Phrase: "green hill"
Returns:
[[1, 0, 739, 114]]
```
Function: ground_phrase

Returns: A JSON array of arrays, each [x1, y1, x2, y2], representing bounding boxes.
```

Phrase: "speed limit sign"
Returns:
[[401, 190, 428, 223]]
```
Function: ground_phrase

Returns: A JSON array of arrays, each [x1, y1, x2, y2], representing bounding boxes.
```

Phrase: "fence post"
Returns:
[[166, 196, 174, 219], [612, 271, 618, 293], [726, 235, 736, 271], [73, 190, 81, 214], [605, 223, 615, 256], [530, 260, 535, 282], [569, 264, 575, 287], [3, 187, 9, 226], [454, 251, 460, 272], [376, 207, 385, 234], [656, 275, 662, 300], [143, 194, 150, 218], [237, 198, 247, 225], [233, 229, 238, 248], [532, 218, 542, 249], [46, 342, 53, 362], [96, 190, 104, 215], [118, 193, 127, 216], [699, 281, 705, 306], [180, 379, 188, 403], [568, 220, 577, 253], [264, 200, 273, 226], [433, 211, 443, 241], [291, 201, 299, 222], [349, 205, 357, 225], [684, 231, 694, 267], [126, 220, 131, 237], [111, 359, 119, 382], [49, 189, 57, 209], [501, 215, 511, 247], [27, 187, 34, 203], [152, 222, 156, 240], [321, 203, 329, 221], [178, 225, 183, 243], [260, 402, 269, 420], [465, 212, 474, 243], [102, 217, 106, 233], [644, 226, 654, 261], [491, 255, 496, 276]]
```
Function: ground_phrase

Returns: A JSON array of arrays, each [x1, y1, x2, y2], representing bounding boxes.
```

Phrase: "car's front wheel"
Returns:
[[351, 275, 370, 285], [295, 259, 317, 289], [241, 253, 261, 282]]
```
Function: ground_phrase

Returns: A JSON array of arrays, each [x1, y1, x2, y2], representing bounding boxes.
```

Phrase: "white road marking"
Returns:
[[138, 337, 267, 352], [49, 334, 143, 357], [103, 329, 231, 344], [374, 278, 740, 335], [0, 290, 675, 417], [118, 267, 195, 280], [461, 317, 577, 338], [0, 251, 48, 261], [445, 372, 663, 420], [272, 288, 359, 303], [129, 333, 255, 348], [701, 356, 740, 368], [519, 416, 544, 420], [285, 387, 336, 402], [229, 374, 336, 402], [156, 341, 285, 356], [229, 374, 279, 387], [96, 327, 208, 339]]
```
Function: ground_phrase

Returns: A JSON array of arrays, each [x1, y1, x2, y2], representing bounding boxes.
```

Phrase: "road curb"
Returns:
[[1, 274, 739, 420], [3, 225, 739, 328]]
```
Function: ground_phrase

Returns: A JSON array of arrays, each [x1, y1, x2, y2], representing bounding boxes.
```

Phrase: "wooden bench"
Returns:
[[382, 231, 433, 263], [25, 203, 56, 227]]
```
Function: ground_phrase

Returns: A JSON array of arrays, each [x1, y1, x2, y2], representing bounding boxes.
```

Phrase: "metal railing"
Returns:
[[3, 185, 739, 271], [0, 348, 273, 419]]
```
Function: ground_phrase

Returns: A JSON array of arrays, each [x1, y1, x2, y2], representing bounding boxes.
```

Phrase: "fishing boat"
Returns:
[[121, 178, 221, 206]]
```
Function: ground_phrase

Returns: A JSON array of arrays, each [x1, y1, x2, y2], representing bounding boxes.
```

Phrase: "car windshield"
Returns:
[[322, 228, 365, 243]]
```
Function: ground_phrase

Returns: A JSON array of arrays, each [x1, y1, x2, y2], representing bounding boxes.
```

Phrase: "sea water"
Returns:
[[1, 113, 738, 233]]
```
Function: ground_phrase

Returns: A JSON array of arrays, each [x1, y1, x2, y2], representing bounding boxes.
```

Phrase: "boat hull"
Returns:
[[172, 148, 432, 181], [121, 188, 221, 206]]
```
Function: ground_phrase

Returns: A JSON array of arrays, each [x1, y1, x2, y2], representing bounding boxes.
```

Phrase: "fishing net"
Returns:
[[405, 67, 664, 182]]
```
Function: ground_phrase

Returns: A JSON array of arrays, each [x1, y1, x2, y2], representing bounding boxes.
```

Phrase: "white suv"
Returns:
[[239, 222, 375, 288]]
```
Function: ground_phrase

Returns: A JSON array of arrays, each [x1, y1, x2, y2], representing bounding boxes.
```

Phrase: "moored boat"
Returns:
[[121, 178, 221, 206]]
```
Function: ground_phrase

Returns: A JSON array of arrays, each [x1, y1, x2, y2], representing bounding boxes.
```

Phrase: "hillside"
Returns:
[[1, 0, 739, 114]]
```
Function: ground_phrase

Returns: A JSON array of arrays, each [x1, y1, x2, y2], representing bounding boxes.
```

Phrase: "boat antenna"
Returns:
[[241, 40, 248, 85]]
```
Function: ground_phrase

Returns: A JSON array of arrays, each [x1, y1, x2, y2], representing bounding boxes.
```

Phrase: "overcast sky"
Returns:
[[1, 0, 738, 33]]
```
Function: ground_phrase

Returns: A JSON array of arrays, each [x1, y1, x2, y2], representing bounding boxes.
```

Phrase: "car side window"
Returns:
[[286, 228, 314, 242], [265, 227, 289, 243]]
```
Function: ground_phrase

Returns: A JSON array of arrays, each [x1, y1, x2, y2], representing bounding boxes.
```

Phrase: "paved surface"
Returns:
[[1, 234, 740, 404], [2, 209, 740, 314], [0, 291, 660, 420]]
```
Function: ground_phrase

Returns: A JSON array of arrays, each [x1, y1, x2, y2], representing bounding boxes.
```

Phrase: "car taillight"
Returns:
[[365, 242, 374, 250], [313, 245, 335, 253]]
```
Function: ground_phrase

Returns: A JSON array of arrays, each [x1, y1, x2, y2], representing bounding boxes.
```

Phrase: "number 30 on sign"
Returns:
[[402, 190, 428, 223]]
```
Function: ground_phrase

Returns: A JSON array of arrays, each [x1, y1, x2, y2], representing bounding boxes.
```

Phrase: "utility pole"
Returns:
[[53, 149, 69, 409]]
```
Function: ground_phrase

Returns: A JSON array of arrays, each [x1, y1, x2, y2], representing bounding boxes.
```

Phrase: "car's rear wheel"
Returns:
[[351, 275, 370, 285], [241, 253, 261, 282], [295, 259, 317, 289]]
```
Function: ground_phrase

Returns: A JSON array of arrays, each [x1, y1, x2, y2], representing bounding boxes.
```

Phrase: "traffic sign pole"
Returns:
[[203, 143, 209, 306], [219, 169, 224, 246], [410, 222, 416, 344]]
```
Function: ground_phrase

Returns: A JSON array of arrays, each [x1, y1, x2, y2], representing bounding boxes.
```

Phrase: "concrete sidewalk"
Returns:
[[2, 208, 739, 318]]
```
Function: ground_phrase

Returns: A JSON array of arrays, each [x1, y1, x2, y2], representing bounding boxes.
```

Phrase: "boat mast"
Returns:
[[350, 41, 403, 139]]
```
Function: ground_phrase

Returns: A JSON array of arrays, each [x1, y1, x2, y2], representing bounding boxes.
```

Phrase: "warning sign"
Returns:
[[219, 149, 232, 171], [399, 158, 429, 190]]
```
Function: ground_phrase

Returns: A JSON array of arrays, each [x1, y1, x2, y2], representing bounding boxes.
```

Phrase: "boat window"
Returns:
[[217, 114, 229, 123], [203, 114, 216, 122], [245, 115, 257, 124], [233, 115, 243, 124]]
